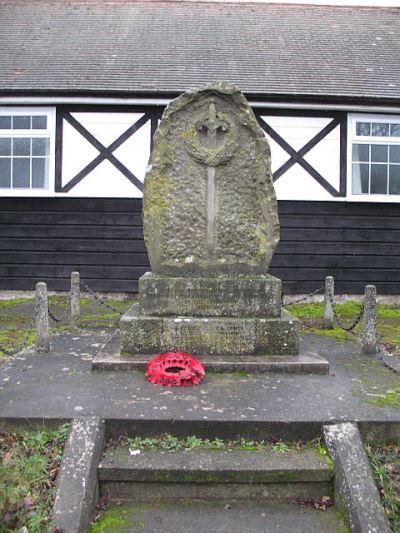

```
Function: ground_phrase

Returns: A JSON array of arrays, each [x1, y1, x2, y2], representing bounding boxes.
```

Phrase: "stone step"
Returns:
[[98, 447, 332, 502], [92, 330, 330, 374], [96, 500, 346, 533]]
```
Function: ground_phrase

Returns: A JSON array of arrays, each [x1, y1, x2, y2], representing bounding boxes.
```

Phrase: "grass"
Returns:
[[0, 424, 70, 532], [365, 441, 400, 532], [285, 301, 400, 350], [0, 295, 399, 361], [0, 295, 135, 361], [0, 297, 33, 309]]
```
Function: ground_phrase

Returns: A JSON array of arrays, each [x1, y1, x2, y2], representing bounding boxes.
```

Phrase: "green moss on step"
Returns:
[[334, 506, 351, 533], [318, 445, 334, 477], [90, 507, 136, 532]]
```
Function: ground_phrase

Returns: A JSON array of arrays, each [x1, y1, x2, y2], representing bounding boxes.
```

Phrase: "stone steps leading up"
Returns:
[[98, 446, 332, 502]]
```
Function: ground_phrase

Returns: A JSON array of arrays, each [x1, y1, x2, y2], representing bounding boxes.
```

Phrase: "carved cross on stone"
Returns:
[[196, 103, 228, 253]]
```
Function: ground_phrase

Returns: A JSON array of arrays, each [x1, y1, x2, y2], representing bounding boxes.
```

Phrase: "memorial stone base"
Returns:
[[120, 273, 299, 357]]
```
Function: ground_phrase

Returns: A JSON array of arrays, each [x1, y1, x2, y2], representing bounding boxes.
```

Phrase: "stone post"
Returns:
[[70, 271, 80, 326], [323, 276, 334, 329], [362, 285, 378, 355], [35, 282, 50, 352]]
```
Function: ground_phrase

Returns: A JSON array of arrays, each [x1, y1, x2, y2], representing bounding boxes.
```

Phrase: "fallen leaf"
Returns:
[[22, 495, 34, 512], [313, 495, 333, 511]]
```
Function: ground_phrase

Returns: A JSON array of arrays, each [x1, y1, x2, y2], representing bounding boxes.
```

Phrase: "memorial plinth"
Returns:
[[119, 82, 302, 363]]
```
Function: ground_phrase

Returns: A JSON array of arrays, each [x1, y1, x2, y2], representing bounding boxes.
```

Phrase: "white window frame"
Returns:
[[0, 107, 56, 197], [347, 113, 400, 203]]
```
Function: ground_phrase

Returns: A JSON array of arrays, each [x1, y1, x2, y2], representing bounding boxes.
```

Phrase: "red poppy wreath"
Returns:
[[145, 352, 205, 387]]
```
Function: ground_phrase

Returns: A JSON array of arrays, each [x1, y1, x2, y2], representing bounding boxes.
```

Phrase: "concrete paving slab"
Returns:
[[0, 330, 399, 431], [379, 353, 400, 373], [92, 501, 346, 533]]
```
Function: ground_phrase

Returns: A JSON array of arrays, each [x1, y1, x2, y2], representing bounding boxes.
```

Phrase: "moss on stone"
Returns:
[[366, 386, 400, 408], [0, 327, 36, 360], [334, 506, 351, 533], [318, 445, 334, 477], [90, 506, 133, 532], [255, 222, 268, 256], [308, 327, 351, 342]]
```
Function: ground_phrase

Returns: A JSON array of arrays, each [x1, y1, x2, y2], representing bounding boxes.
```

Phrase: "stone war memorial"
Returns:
[[95, 82, 328, 373]]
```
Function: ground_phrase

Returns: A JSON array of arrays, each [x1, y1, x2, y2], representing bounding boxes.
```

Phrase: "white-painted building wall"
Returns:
[[60, 112, 341, 201]]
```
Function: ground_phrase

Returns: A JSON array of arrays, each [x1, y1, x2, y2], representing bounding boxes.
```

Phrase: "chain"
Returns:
[[0, 304, 37, 357], [327, 290, 365, 332], [48, 299, 71, 324], [283, 285, 324, 306], [80, 280, 123, 316]]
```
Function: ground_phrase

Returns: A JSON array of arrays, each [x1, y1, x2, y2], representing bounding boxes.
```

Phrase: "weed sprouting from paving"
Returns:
[[108, 434, 322, 455], [0, 424, 70, 532]]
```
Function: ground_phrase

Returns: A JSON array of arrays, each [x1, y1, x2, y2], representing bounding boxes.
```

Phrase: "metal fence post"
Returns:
[[70, 271, 81, 326], [36, 282, 50, 352], [323, 276, 334, 329], [362, 285, 378, 355]]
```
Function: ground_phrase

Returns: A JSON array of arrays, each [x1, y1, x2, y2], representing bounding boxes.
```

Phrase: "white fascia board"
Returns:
[[0, 96, 400, 114]]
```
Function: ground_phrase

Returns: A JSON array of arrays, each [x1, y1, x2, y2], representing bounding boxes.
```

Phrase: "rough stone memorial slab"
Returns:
[[143, 83, 279, 276], [92, 82, 328, 372]]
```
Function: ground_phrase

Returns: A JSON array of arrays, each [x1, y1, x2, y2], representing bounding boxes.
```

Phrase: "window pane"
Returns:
[[352, 144, 369, 162], [389, 166, 400, 194], [352, 163, 369, 194], [370, 164, 387, 194], [389, 145, 400, 163], [0, 158, 11, 187], [32, 138, 49, 156], [13, 116, 31, 129], [0, 116, 11, 129], [0, 138, 11, 156], [32, 158, 48, 188], [371, 144, 388, 163], [13, 137, 31, 156], [371, 123, 389, 137], [13, 158, 30, 188], [356, 122, 371, 136], [32, 116, 47, 129], [390, 124, 400, 137]]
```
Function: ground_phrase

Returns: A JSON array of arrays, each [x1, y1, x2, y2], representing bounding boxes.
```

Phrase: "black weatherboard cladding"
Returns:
[[0, 1, 400, 103], [0, 198, 399, 294]]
